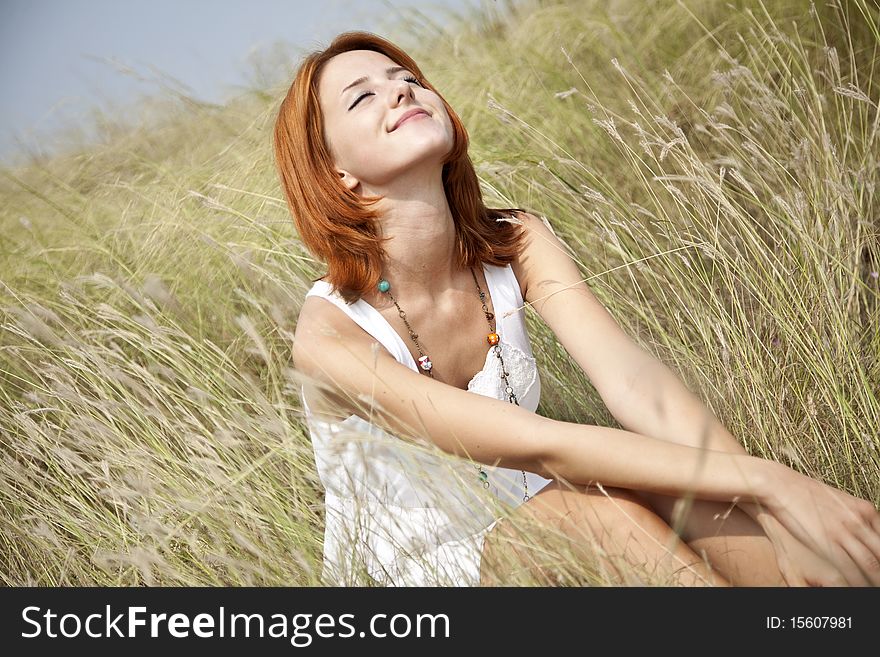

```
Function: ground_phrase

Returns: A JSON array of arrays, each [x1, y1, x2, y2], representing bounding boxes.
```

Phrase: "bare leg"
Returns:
[[480, 481, 730, 586], [631, 490, 787, 586]]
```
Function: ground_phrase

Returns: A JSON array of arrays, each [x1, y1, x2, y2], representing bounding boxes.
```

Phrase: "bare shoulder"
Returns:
[[293, 294, 374, 379], [502, 211, 659, 418], [508, 210, 566, 309], [291, 288, 551, 476]]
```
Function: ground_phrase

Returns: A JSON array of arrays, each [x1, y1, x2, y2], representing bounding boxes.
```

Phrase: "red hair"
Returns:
[[273, 31, 528, 304]]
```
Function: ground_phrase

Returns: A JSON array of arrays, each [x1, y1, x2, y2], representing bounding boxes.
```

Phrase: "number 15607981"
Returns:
[[766, 616, 852, 629]]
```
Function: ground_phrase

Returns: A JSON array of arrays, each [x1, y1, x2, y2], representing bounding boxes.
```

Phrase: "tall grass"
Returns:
[[1, 0, 877, 585]]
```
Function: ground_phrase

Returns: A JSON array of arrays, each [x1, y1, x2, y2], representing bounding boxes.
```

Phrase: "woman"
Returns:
[[273, 31, 880, 587]]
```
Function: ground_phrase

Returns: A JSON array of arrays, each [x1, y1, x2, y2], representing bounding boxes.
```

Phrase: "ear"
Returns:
[[337, 169, 360, 192]]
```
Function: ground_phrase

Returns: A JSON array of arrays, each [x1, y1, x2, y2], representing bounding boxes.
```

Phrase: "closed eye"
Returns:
[[348, 92, 371, 110], [348, 75, 421, 110]]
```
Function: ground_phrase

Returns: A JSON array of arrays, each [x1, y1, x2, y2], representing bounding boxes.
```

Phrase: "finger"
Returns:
[[856, 517, 880, 581], [806, 573, 847, 587], [779, 546, 844, 587], [783, 570, 808, 587], [844, 532, 880, 586], [869, 509, 880, 543], [828, 541, 870, 586], [837, 536, 876, 586]]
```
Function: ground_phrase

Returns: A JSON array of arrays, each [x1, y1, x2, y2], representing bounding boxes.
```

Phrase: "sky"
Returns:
[[0, 0, 487, 167]]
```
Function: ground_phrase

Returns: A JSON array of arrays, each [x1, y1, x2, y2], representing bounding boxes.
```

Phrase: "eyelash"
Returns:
[[348, 75, 421, 110]]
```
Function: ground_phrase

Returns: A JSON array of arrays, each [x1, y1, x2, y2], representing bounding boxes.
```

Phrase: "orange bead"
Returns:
[[486, 332, 499, 346]]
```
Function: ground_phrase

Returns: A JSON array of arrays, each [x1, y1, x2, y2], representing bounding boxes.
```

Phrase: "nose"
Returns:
[[388, 77, 415, 106]]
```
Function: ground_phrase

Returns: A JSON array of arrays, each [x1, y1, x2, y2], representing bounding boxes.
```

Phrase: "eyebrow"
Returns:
[[340, 66, 409, 97]]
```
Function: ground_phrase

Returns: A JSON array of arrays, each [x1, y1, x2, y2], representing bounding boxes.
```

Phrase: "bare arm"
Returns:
[[606, 356, 782, 519], [511, 211, 880, 584], [512, 211, 775, 513], [296, 293, 880, 584], [294, 296, 772, 505], [538, 419, 770, 503]]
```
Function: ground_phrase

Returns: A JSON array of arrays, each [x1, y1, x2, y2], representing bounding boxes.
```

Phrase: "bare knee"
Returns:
[[480, 483, 641, 585], [525, 482, 682, 553], [526, 481, 655, 524], [482, 482, 729, 586], [632, 490, 787, 586]]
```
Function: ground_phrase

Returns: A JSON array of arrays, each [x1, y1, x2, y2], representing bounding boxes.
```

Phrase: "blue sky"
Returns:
[[0, 0, 484, 166]]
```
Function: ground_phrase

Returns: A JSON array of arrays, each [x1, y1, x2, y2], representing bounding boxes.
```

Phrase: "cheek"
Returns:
[[325, 119, 365, 165], [433, 103, 454, 131]]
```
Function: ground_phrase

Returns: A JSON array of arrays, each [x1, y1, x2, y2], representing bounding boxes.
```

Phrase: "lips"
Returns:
[[391, 108, 429, 131]]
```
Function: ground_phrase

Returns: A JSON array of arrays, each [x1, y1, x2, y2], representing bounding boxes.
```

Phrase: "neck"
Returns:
[[366, 166, 463, 305]]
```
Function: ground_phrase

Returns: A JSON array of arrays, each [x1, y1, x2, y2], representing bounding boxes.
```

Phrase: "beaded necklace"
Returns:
[[376, 266, 530, 502]]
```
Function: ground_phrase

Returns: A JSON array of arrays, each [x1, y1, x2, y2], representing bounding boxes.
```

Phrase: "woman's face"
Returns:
[[317, 49, 454, 193]]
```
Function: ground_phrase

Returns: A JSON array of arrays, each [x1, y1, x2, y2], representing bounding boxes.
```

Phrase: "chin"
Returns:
[[409, 133, 454, 158], [362, 157, 444, 187]]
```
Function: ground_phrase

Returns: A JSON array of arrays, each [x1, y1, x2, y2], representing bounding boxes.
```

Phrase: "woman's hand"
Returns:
[[756, 512, 849, 586], [760, 461, 880, 586]]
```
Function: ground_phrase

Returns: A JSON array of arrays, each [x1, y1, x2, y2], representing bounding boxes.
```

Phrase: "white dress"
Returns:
[[301, 261, 554, 586]]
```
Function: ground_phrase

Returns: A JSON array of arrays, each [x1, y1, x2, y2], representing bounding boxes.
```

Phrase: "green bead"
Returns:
[[378, 280, 390, 293], [478, 470, 488, 482]]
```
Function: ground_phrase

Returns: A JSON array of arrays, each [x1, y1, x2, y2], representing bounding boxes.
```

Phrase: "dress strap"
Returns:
[[305, 262, 530, 371], [305, 281, 416, 372], [484, 263, 532, 355]]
